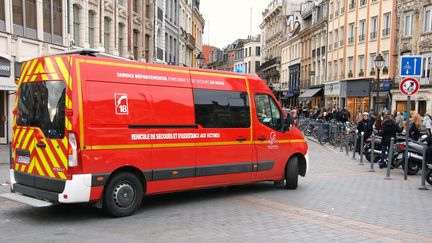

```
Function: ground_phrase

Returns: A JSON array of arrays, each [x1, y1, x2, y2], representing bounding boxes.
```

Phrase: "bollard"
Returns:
[[345, 141, 349, 156], [369, 136, 375, 172], [352, 130, 358, 160], [419, 144, 429, 190], [359, 132, 364, 165], [340, 133, 344, 152], [384, 137, 395, 180]]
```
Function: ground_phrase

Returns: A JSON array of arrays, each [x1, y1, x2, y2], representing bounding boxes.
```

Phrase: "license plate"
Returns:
[[17, 156, 30, 164]]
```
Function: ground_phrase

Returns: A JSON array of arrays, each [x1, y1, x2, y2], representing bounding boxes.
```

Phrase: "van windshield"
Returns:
[[17, 81, 66, 139]]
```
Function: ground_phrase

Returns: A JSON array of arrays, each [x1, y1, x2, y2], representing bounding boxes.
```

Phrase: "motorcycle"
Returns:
[[397, 134, 430, 175], [364, 135, 405, 168]]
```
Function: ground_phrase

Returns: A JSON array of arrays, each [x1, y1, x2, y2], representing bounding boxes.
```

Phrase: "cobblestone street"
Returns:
[[1, 141, 431, 242]]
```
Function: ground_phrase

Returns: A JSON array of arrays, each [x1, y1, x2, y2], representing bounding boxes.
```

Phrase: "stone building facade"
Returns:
[[391, 0, 432, 115]]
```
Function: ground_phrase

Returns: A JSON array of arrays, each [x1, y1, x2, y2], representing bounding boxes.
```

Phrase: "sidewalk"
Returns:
[[0, 144, 10, 164]]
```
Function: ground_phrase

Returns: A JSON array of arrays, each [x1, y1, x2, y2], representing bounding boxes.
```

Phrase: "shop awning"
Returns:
[[299, 88, 322, 98]]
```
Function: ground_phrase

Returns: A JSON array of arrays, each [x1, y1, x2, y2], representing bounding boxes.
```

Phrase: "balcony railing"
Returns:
[[340, 39, 344, 46], [312, 49, 316, 57], [348, 36, 354, 44], [334, 42, 338, 48], [360, 0, 367, 6], [382, 28, 390, 37], [317, 48, 321, 56], [349, 2, 355, 10], [157, 48, 163, 60], [359, 34, 365, 42], [335, 10, 339, 16], [370, 31, 377, 40], [321, 46, 326, 55], [341, 6, 345, 13]]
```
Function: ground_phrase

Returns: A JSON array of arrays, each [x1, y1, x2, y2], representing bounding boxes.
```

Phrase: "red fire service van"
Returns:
[[1, 50, 308, 217]]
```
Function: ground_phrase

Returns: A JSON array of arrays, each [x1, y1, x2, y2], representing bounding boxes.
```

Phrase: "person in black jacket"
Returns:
[[379, 114, 403, 168], [408, 113, 422, 141], [356, 112, 373, 152]]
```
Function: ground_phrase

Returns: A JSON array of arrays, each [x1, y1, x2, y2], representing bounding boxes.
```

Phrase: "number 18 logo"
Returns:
[[114, 93, 129, 115]]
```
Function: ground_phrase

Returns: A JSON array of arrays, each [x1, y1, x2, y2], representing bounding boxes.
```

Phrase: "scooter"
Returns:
[[364, 135, 405, 167], [397, 135, 430, 175]]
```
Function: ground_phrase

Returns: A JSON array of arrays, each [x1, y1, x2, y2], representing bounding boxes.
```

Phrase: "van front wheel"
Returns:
[[103, 172, 143, 217], [285, 157, 299, 189]]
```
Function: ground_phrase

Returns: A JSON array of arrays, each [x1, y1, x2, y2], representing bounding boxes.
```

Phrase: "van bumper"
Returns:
[[9, 169, 92, 204]]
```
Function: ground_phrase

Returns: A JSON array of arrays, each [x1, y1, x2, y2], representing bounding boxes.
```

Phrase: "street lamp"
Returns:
[[196, 52, 204, 68], [374, 54, 385, 113]]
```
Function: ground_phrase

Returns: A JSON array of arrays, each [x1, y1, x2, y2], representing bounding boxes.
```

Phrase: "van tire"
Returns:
[[103, 172, 143, 217], [285, 157, 299, 189]]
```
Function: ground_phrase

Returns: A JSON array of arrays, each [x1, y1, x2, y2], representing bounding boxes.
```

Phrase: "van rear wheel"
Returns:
[[103, 172, 143, 217], [285, 157, 299, 189]]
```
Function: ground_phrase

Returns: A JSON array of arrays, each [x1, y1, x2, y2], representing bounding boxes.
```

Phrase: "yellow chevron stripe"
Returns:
[[56, 57, 72, 90], [16, 127, 27, 148], [26, 59, 38, 76], [62, 137, 68, 148], [35, 148, 55, 178], [50, 73, 59, 80], [41, 74, 48, 81], [65, 94, 72, 109], [30, 75, 38, 81], [13, 127, 20, 143], [26, 145, 36, 173], [20, 165, 27, 172], [34, 62, 45, 74], [44, 57, 56, 73], [18, 61, 31, 86], [21, 130, 34, 151], [34, 158, 45, 176], [52, 140, 68, 168], [65, 117, 72, 130], [15, 164, 20, 171]]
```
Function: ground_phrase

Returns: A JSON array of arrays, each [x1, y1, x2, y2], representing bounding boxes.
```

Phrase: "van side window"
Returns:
[[193, 89, 250, 128], [255, 94, 282, 131]]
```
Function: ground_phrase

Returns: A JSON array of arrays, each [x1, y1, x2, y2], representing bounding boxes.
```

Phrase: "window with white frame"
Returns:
[[104, 17, 111, 53], [334, 61, 338, 79], [348, 57, 354, 76], [382, 52, 389, 72], [383, 12, 391, 37], [73, 5, 80, 46], [348, 23, 354, 44], [335, 30, 339, 48], [404, 11, 413, 37], [422, 54, 431, 79], [358, 55, 365, 75], [370, 16, 378, 39], [13, 0, 37, 38], [0, 0, 4, 31], [340, 26, 344, 46], [359, 19, 366, 42], [88, 11, 95, 48], [370, 53, 376, 73], [328, 62, 332, 80], [329, 31, 333, 50], [424, 6, 432, 33], [339, 59, 344, 78]]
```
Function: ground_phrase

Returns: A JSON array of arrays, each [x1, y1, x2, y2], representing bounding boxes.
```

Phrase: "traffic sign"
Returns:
[[400, 56, 423, 77], [399, 77, 419, 96]]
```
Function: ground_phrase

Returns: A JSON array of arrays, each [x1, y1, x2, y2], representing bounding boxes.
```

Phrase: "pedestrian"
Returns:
[[408, 113, 422, 141], [374, 112, 383, 132], [423, 112, 432, 134], [355, 111, 363, 125], [378, 114, 403, 168], [395, 112, 404, 129], [356, 112, 373, 152], [290, 109, 298, 126]]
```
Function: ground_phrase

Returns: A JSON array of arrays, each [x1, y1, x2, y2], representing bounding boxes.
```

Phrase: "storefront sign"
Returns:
[[324, 83, 340, 96], [0, 58, 11, 77]]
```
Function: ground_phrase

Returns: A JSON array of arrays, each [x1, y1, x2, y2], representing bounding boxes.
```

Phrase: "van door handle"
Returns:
[[36, 143, 46, 148], [236, 137, 247, 142], [258, 136, 266, 141]]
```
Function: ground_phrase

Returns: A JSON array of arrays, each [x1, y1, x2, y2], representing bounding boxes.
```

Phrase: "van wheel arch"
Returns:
[[286, 153, 307, 177], [106, 166, 147, 194]]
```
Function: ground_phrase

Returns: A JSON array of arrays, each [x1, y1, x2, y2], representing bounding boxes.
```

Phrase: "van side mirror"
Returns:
[[282, 114, 293, 133]]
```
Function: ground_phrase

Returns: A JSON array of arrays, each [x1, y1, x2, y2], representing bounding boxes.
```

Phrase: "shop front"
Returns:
[[391, 88, 432, 116], [371, 79, 392, 114], [324, 82, 340, 109], [298, 88, 323, 108], [0, 57, 18, 144], [340, 79, 371, 119]]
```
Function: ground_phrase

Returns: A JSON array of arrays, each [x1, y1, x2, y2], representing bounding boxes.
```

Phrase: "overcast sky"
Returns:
[[200, 0, 270, 48]]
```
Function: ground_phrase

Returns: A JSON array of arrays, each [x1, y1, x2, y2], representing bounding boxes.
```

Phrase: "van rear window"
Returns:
[[17, 81, 66, 139], [193, 89, 250, 128]]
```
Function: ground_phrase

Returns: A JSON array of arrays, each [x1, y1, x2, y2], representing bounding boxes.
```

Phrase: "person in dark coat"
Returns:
[[378, 114, 403, 168], [356, 112, 373, 152]]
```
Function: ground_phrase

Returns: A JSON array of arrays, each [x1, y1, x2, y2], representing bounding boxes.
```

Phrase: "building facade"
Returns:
[[0, 0, 70, 144], [391, 0, 432, 116], [258, 0, 284, 94], [327, 0, 397, 116], [191, 0, 204, 67], [243, 35, 261, 74], [178, 0, 193, 67], [70, 0, 154, 62]]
